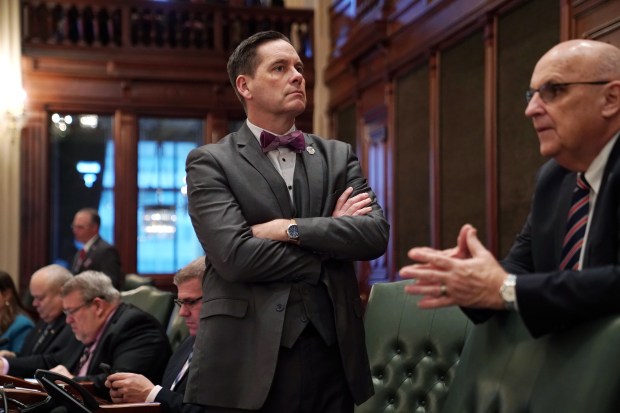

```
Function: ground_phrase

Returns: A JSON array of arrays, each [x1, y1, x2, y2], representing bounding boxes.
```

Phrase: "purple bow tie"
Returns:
[[260, 130, 305, 153]]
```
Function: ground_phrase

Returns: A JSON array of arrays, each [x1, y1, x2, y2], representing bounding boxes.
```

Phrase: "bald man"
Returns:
[[401, 39, 620, 338], [0, 264, 82, 376]]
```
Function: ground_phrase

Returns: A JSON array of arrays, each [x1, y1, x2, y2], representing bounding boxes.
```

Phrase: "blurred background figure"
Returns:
[[71, 208, 124, 289], [0, 271, 34, 353]]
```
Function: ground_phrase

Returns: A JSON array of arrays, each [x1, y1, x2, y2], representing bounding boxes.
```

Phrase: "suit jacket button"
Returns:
[[275, 304, 284, 312]]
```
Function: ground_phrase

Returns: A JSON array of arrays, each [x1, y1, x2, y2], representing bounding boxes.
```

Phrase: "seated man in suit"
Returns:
[[71, 208, 123, 289], [2, 271, 171, 399], [0, 264, 80, 363], [105, 257, 205, 413]]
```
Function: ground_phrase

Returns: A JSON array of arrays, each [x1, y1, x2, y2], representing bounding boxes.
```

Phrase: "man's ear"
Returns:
[[236, 75, 252, 101], [92, 297, 105, 316], [602, 80, 620, 118]]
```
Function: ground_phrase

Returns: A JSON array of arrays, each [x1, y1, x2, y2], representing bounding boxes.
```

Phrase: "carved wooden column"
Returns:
[[20, 110, 50, 290], [114, 110, 138, 274]]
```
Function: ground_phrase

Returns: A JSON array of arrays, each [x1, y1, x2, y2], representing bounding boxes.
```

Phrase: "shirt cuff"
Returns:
[[146, 385, 162, 403], [1, 357, 9, 375]]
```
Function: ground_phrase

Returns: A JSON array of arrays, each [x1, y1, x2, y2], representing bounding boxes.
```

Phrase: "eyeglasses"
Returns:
[[63, 300, 93, 316], [525, 80, 611, 104], [174, 296, 202, 308]]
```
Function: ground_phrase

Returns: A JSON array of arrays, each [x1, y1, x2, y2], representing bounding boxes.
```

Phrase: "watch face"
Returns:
[[501, 286, 516, 302], [287, 224, 299, 240]]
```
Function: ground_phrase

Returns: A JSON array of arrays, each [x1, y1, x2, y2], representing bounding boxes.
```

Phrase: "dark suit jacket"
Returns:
[[72, 236, 123, 288], [8, 316, 82, 378], [9, 303, 171, 400], [16, 315, 80, 357], [184, 124, 390, 409], [470, 136, 620, 338], [155, 336, 203, 413]]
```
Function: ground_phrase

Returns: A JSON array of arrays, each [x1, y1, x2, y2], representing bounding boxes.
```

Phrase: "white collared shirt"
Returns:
[[579, 131, 620, 268], [246, 120, 298, 204]]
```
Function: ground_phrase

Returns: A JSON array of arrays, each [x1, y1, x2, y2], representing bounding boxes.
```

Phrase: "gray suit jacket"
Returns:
[[184, 124, 389, 409]]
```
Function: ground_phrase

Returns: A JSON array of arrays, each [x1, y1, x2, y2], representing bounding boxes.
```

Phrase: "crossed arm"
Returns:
[[251, 186, 372, 241]]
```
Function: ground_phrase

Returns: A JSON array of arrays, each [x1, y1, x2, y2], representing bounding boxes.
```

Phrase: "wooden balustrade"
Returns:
[[21, 0, 314, 57]]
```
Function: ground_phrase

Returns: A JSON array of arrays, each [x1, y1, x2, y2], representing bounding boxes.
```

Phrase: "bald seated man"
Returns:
[[401, 39, 620, 338], [0, 264, 82, 377], [106, 257, 206, 413]]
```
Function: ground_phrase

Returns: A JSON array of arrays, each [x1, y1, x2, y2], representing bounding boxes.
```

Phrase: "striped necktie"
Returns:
[[559, 173, 590, 270], [32, 324, 53, 354], [170, 351, 192, 391], [74, 345, 93, 376]]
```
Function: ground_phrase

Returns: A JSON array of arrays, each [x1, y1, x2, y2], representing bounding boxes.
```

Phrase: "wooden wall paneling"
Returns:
[[394, 63, 430, 269], [359, 103, 391, 294], [496, 0, 559, 257], [335, 103, 357, 149], [571, 0, 620, 44], [19, 110, 50, 290], [560, 0, 572, 41], [386, 0, 521, 76], [206, 112, 229, 144], [429, 51, 441, 248], [114, 110, 138, 274], [484, 17, 499, 255], [439, 29, 486, 250]]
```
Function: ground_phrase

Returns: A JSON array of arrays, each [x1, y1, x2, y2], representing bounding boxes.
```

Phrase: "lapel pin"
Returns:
[[306, 146, 315, 155]]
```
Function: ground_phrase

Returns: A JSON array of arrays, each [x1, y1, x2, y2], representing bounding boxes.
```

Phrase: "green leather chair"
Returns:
[[122, 273, 154, 291], [120, 285, 174, 329], [355, 280, 472, 413], [166, 304, 190, 352], [442, 311, 620, 413]]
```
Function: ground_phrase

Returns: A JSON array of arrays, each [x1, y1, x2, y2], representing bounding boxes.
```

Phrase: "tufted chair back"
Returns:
[[442, 310, 620, 413], [355, 280, 472, 413], [120, 285, 174, 329], [166, 304, 190, 352]]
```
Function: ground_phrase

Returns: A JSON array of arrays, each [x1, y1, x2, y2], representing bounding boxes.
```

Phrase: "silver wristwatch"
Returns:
[[286, 219, 300, 244], [499, 274, 517, 311]]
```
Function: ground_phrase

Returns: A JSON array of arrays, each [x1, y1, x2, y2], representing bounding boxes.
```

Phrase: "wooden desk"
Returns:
[[0, 374, 161, 412]]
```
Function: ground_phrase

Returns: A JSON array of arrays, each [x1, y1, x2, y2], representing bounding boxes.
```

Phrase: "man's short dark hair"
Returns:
[[227, 31, 292, 108]]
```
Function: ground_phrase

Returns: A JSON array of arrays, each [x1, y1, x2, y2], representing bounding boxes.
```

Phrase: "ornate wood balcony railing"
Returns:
[[21, 0, 314, 57]]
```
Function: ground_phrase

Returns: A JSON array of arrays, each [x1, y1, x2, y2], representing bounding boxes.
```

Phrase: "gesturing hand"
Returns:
[[399, 225, 507, 310]]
